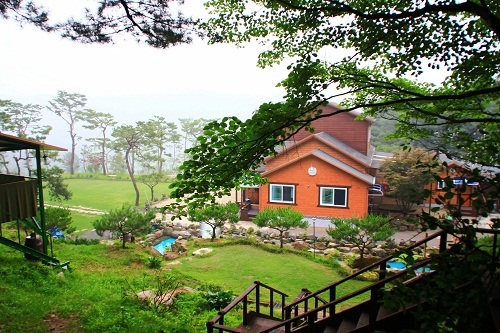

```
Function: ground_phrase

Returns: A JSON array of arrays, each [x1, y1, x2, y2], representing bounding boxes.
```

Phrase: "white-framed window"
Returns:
[[320, 187, 348, 207], [437, 180, 445, 190], [269, 184, 295, 204]]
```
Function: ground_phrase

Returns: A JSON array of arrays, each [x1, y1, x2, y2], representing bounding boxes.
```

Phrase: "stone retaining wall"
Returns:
[[140, 220, 436, 261]]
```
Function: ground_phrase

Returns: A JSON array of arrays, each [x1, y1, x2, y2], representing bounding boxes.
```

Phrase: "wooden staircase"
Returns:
[[207, 229, 500, 333]]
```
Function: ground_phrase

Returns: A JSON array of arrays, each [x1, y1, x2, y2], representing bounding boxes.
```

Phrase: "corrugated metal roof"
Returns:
[[0, 132, 67, 152]]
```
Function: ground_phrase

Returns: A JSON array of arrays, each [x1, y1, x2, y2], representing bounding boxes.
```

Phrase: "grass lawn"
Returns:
[[0, 237, 370, 333], [45, 178, 173, 212], [71, 212, 101, 235], [44, 178, 173, 234], [173, 243, 369, 308]]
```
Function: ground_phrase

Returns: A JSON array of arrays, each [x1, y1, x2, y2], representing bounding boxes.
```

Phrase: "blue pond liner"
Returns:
[[153, 238, 176, 254], [386, 260, 406, 270], [387, 260, 431, 273]]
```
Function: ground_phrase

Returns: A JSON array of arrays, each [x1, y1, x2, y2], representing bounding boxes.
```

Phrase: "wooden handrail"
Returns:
[[283, 229, 446, 312], [207, 228, 499, 333], [261, 259, 436, 333], [261, 228, 500, 333], [207, 280, 289, 333]]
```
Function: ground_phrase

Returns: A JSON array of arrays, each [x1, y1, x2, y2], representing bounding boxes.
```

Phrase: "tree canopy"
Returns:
[[167, 0, 500, 209], [93, 204, 156, 248], [0, 0, 200, 47], [380, 148, 437, 217], [252, 207, 308, 248], [188, 202, 240, 241], [327, 215, 394, 261]]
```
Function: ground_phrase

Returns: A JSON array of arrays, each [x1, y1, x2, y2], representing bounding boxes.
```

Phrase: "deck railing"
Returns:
[[260, 257, 437, 333], [282, 229, 448, 321], [206, 280, 288, 333], [207, 227, 500, 333]]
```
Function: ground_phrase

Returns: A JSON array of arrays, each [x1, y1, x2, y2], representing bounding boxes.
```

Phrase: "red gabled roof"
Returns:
[[266, 132, 374, 167], [263, 149, 375, 185]]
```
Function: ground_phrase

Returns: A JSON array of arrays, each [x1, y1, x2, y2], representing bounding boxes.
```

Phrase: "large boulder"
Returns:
[[291, 241, 310, 251]]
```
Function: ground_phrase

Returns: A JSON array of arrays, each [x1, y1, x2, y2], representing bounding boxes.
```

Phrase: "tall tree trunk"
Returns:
[[102, 133, 108, 175], [70, 122, 76, 175], [125, 148, 140, 206]]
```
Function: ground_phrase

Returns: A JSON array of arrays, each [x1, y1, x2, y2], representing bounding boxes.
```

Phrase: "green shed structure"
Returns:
[[0, 132, 69, 268]]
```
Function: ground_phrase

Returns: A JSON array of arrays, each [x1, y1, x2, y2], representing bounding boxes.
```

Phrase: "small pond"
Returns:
[[386, 260, 406, 270], [387, 260, 431, 273], [153, 238, 177, 254]]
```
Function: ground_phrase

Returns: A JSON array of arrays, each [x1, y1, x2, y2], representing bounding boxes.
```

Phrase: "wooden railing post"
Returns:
[[218, 313, 224, 333], [270, 289, 274, 317], [255, 283, 260, 315], [243, 295, 248, 326], [282, 293, 286, 320], [439, 231, 448, 253], [379, 261, 387, 280], [329, 286, 336, 316], [206, 320, 214, 333]]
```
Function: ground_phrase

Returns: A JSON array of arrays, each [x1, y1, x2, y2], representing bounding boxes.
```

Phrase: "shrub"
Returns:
[[146, 256, 162, 269], [55, 237, 100, 245], [201, 287, 234, 310]]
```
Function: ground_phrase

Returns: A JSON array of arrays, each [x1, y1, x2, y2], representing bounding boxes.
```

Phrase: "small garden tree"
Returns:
[[42, 166, 73, 202], [253, 207, 308, 248], [327, 215, 394, 261], [45, 206, 75, 234], [380, 148, 437, 218], [188, 202, 239, 241], [93, 204, 156, 248], [139, 172, 167, 202]]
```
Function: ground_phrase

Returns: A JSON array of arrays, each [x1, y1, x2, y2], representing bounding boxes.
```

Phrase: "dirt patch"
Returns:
[[44, 313, 82, 333]]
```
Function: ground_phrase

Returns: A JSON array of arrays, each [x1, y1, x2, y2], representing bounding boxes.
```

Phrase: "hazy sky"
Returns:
[[1, 1, 448, 150], [0, 1, 292, 148]]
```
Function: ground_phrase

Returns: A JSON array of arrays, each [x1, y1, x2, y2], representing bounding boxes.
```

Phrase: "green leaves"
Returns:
[[169, 102, 321, 210], [380, 148, 437, 217], [253, 206, 308, 248], [92, 203, 156, 248], [202, 0, 500, 169], [187, 202, 240, 241], [327, 215, 394, 259]]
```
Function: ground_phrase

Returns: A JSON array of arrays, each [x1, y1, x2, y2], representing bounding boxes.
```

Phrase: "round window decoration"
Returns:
[[308, 166, 317, 176]]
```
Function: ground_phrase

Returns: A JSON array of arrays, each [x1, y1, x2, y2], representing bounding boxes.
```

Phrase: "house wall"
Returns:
[[259, 156, 370, 218], [291, 105, 372, 155], [430, 166, 476, 208], [265, 137, 370, 174]]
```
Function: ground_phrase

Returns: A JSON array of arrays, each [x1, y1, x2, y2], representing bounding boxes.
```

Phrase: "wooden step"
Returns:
[[377, 305, 398, 320], [323, 325, 336, 333], [237, 315, 285, 333], [337, 319, 357, 333], [356, 311, 370, 329]]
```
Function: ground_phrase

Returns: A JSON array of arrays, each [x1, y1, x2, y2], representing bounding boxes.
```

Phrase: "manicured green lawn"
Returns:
[[173, 244, 369, 308], [45, 178, 172, 212], [44, 177, 173, 234], [71, 212, 101, 235]]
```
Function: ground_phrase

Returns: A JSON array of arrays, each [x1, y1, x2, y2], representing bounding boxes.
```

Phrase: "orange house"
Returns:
[[245, 103, 389, 219], [429, 155, 498, 216]]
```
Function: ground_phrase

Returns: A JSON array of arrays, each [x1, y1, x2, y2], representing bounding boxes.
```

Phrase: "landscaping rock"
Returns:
[[291, 241, 309, 251], [192, 248, 213, 256], [337, 246, 352, 253], [371, 248, 387, 257], [151, 248, 163, 256], [163, 251, 184, 260], [323, 248, 339, 255]]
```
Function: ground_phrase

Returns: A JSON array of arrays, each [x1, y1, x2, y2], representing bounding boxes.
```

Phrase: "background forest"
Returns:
[[1, 91, 404, 178]]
